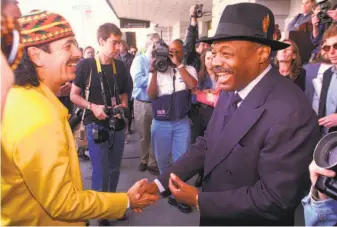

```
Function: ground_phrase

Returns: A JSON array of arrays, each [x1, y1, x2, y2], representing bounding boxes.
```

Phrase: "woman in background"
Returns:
[[274, 39, 306, 91]]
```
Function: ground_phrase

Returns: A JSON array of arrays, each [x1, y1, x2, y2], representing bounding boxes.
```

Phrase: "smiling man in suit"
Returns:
[[137, 3, 321, 226]]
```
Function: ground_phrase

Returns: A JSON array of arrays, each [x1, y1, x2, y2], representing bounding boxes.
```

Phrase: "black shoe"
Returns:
[[98, 219, 110, 226], [116, 214, 127, 221], [138, 163, 147, 172], [194, 175, 203, 187], [168, 197, 192, 213], [147, 166, 160, 176]]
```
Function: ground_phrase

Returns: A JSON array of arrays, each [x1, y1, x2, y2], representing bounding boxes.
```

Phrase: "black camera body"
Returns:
[[194, 4, 203, 18], [317, 0, 333, 25], [69, 108, 83, 131], [104, 106, 129, 131], [152, 40, 171, 73], [314, 132, 337, 200]]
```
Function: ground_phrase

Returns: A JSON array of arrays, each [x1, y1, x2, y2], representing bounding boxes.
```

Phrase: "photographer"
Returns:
[[287, 0, 315, 31], [70, 23, 129, 225], [310, 2, 337, 61], [302, 160, 337, 225], [147, 39, 197, 213], [184, 5, 210, 146]]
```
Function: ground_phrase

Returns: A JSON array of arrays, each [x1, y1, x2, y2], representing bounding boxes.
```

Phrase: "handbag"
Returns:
[[74, 68, 92, 148], [196, 89, 221, 107]]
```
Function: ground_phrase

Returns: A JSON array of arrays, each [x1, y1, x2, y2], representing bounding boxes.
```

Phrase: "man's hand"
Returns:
[[309, 160, 336, 200], [168, 52, 182, 67], [318, 113, 337, 128], [127, 179, 161, 212], [149, 58, 157, 73], [91, 103, 108, 120], [136, 181, 160, 200], [59, 82, 72, 97], [168, 173, 199, 207], [328, 10, 337, 22]]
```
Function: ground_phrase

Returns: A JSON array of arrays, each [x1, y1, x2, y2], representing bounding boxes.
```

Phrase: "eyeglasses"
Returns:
[[1, 15, 23, 70], [322, 43, 337, 52]]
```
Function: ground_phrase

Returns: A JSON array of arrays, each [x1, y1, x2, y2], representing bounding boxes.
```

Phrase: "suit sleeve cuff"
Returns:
[[154, 179, 165, 193]]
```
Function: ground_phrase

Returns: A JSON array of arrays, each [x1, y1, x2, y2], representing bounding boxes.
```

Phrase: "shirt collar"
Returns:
[[37, 82, 69, 119], [237, 64, 272, 101]]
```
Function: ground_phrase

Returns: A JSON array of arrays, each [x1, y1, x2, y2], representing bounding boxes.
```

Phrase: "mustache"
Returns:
[[67, 58, 81, 65], [213, 67, 234, 75]]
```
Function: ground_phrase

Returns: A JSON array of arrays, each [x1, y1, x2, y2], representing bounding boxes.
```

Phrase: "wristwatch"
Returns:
[[86, 102, 91, 110]]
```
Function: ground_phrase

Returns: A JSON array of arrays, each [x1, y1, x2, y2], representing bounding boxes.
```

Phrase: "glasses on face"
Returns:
[[1, 15, 23, 70], [322, 43, 337, 52]]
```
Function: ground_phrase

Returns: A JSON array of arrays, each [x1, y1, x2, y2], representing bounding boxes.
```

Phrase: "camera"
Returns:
[[314, 132, 337, 200], [69, 108, 83, 131], [152, 40, 171, 73], [104, 106, 129, 131], [194, 4, 203, 18], [317, 0, 333, 25], [92, 127, 109, 143]]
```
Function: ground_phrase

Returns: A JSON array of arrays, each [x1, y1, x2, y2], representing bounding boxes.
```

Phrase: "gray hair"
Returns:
[[145, 33, 160, 49]]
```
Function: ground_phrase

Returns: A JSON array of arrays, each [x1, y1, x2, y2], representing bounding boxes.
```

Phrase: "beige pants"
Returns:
[[134, 100, 157, 167]]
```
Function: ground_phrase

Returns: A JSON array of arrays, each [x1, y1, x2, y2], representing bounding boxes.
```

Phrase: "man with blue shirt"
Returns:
[[130, 33, 159, 175], [315, 25, 337, 135]]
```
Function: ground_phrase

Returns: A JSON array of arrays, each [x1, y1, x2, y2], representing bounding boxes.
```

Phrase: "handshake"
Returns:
[[126, 173, 200, 212], [126, 178, 160, 212]]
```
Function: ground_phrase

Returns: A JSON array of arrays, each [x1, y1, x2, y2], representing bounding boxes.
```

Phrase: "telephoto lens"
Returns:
[[314, 132, 337, 200]]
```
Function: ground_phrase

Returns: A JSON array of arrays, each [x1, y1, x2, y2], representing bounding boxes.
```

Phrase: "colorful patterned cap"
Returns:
[[18, 10, 74, 47]]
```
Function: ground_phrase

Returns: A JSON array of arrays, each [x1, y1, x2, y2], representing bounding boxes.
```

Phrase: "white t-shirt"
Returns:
[[148, 65, 198, 97]]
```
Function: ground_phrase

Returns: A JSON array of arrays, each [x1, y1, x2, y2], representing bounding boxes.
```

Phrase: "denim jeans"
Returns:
[[151, 116, 191, 174], [86, 123, 125, 192]]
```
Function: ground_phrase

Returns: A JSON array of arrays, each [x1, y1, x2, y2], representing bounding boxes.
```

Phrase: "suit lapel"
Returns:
[[318, 69, 333, 119], [204, 68, 279, 177]]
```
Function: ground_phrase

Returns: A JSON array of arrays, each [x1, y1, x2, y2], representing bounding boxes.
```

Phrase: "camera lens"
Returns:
[[328, 146, 337, 166], [314, 132, 337, 169]]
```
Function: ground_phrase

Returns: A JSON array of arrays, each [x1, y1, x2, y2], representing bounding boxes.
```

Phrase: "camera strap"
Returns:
[[82, 68, 92, 121], [95, 55, 120, 108]]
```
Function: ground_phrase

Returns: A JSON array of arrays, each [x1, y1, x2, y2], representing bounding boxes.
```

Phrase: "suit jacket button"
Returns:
[[226, 169, 232, 175]]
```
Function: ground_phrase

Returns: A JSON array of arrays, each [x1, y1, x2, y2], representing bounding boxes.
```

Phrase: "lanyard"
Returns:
[[95, 55, 117, 75]]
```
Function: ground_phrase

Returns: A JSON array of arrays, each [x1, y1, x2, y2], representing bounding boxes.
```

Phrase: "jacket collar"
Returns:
[[36, 82, 69, 119]]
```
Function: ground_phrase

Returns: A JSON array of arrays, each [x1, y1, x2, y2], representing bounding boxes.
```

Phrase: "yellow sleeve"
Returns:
[[13, 120, 128, 221]]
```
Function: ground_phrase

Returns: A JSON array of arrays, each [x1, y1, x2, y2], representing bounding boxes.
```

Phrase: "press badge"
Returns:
[[157, 109, 166, 116]]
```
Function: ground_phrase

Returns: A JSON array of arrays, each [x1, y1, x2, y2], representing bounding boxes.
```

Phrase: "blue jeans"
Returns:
[[151, 116, 191, 174], [86, 123, 125, 192]]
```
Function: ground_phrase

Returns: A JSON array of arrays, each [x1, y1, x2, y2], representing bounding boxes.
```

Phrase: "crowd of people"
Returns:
[[1, 0, 337, 226]]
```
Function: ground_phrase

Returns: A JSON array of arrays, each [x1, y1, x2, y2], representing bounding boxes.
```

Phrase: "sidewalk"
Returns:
[[80, 129, 200, 226], [80, 127, 305, 226]]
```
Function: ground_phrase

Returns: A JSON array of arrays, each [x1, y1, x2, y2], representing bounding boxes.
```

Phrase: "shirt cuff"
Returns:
[[154, 179, 165, 193], [127, 198, 130, 208]]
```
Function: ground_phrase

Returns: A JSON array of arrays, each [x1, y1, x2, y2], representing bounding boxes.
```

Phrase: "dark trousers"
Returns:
[[86, 123, 125, 192], [189, 104, 201, 144]]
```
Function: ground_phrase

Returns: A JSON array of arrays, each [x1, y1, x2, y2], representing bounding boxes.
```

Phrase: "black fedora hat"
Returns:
[[199, 3, 289, 50]]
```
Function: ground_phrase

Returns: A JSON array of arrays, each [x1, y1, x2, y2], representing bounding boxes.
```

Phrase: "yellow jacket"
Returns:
[[1, 83, 128, 226]]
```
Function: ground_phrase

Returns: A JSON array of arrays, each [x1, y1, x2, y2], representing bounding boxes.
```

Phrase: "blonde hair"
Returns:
[[274, 39, 302, 81]]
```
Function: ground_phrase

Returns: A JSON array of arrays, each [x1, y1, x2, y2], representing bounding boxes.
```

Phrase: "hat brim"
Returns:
[[197, 34, 289, 51]]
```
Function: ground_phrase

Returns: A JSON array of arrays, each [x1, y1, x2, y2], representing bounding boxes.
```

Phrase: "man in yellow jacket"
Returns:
[[1, 10, 159, 226]]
